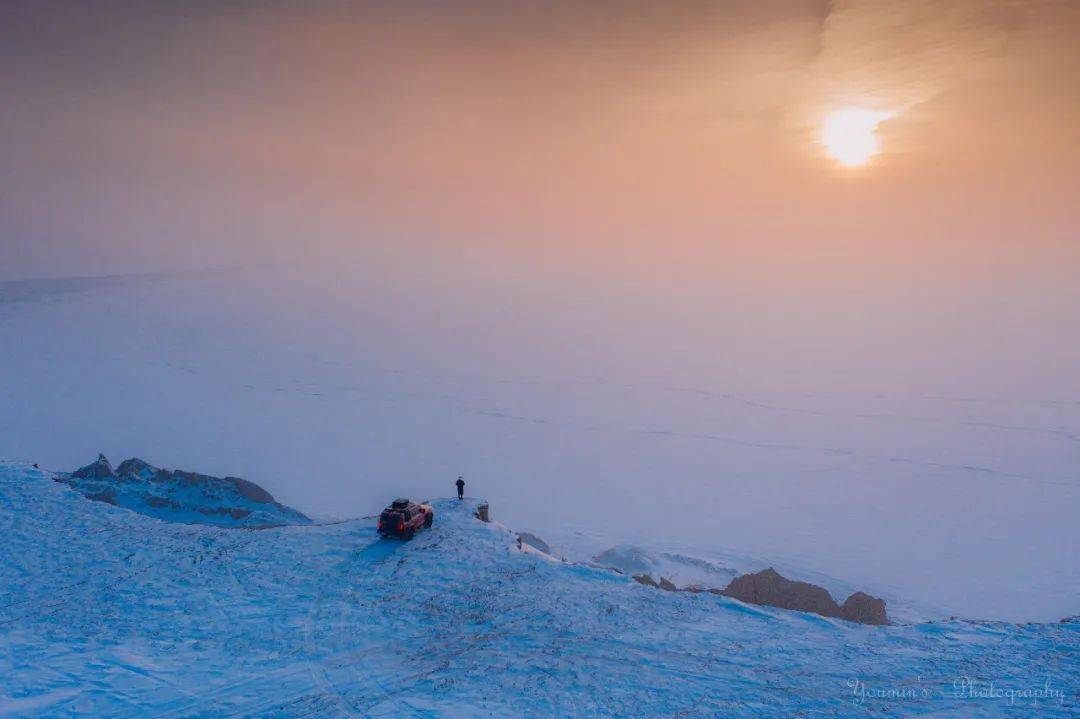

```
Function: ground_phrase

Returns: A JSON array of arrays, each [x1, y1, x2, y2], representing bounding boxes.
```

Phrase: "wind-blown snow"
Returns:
[[1, 464, 1074, 717]]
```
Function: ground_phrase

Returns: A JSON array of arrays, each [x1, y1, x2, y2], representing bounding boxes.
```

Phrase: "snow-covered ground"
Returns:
[[1, 267, 1078, 623], [1, 463, 1074, 717]]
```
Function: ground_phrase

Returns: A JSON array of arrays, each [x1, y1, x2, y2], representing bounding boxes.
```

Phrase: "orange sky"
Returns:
[[2, 0, 1078, 288]]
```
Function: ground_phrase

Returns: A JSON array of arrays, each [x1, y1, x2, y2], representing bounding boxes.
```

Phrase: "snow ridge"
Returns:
[[0, 463, 1075, 717]]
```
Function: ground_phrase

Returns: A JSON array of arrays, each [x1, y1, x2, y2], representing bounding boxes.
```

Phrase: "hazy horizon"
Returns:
[[3, 264, 1078, 622]]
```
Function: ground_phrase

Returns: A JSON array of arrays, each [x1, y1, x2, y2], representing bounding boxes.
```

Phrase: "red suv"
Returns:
[[377, 498, 434, 540]]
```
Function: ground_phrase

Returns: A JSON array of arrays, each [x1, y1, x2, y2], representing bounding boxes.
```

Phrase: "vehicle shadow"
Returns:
[[358, 537, 404, 565]]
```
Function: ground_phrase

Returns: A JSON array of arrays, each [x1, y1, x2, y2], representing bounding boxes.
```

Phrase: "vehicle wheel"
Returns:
[[424, 511, 433, 528], [404, 527, 415, 540]]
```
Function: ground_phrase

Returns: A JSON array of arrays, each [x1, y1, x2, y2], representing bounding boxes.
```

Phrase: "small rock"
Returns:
[[840, 591, 891, 626]]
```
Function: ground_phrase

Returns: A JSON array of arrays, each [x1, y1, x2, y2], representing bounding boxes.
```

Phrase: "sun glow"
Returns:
[[821, 107, 891, 167]]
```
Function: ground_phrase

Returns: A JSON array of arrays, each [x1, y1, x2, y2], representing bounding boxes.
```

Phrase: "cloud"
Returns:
[[807, 0, 1073, 114]]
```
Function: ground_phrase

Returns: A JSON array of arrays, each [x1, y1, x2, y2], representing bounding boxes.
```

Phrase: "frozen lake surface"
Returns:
[[1, 268, 1077, 622]]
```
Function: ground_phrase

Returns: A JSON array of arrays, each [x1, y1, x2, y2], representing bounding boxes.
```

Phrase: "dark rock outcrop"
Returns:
[[73, 454, 114, 480], [657, 577, 678, 592], [115, 458, 164, 481], [632, 574, 678, 592], [840, 591, 890, 626], [227, 476, 274, 504], [717, 568, 890, 626], [720, 568, 843, 618], [59, 454, 310, 528]]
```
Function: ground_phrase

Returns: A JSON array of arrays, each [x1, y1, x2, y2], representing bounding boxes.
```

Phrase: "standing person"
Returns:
[[456, 476, 465, 500]]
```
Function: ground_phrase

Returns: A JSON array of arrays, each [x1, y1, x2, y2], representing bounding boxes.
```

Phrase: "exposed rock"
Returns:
[[73, 454, 114, 480], [475, 503, 490, 522], [115, 458, 165, 481], [226, 476, 274, 504], [715, 568, 890, 626], [631, 574, 694, 593], [840, 591, 891, 626], [720, 568, 843, 618], [517, 532, 551, 555], [59, 454, 310, 528]]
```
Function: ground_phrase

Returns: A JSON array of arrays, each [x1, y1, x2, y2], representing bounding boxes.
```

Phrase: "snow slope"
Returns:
[[1, 463, 1074, 717]]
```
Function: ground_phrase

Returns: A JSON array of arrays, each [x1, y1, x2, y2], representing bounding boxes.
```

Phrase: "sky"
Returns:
[[1, 2, 1079, 620], [2, 0, 1078, 279]]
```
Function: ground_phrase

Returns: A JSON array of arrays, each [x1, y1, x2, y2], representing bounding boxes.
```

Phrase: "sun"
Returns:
[[821, 107, 891, 167]]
